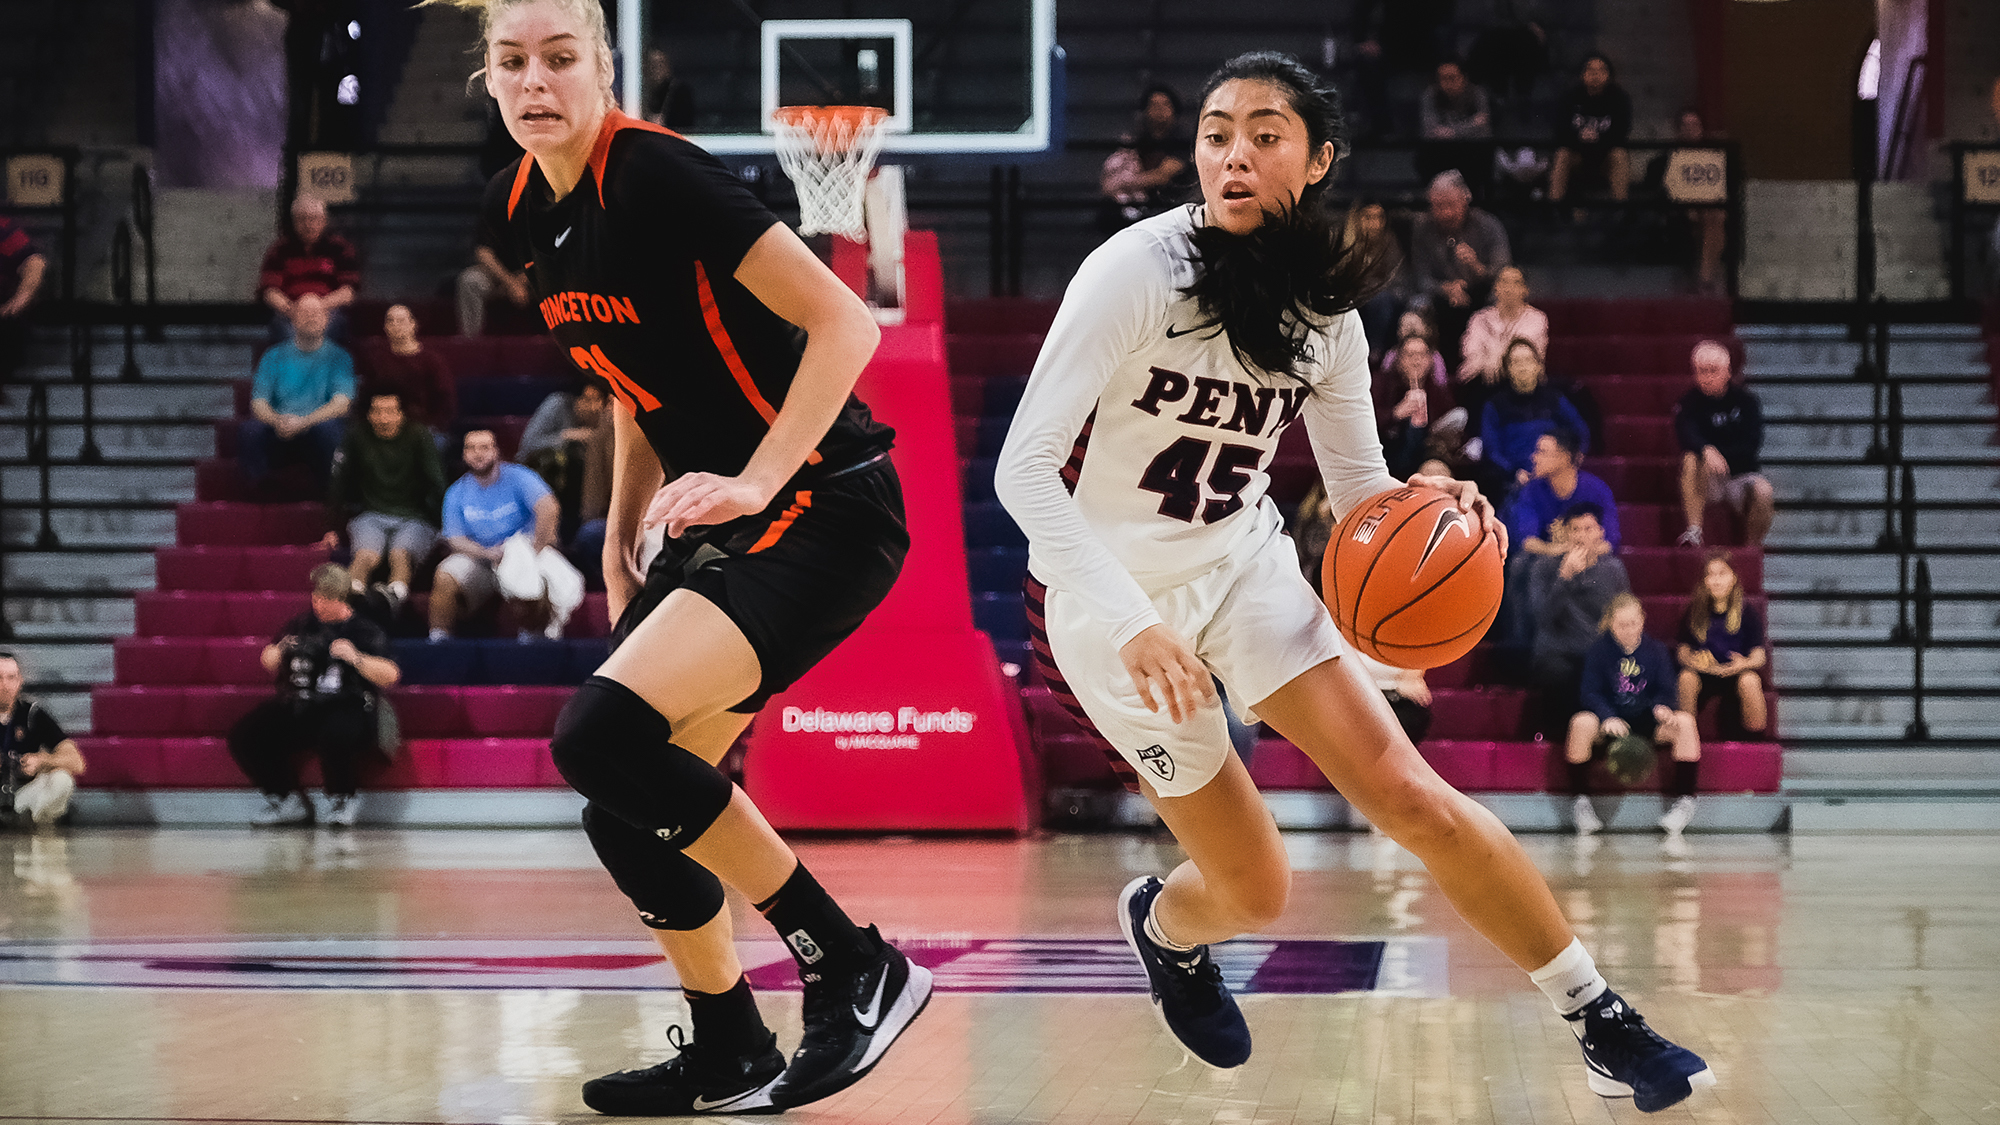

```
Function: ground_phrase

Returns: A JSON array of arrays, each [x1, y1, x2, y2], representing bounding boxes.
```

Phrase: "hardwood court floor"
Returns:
[[3, 827, 1998, 1124]]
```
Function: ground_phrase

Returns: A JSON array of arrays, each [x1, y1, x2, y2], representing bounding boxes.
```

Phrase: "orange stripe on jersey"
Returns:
[[748, 491, 812, 554], [587, 109, 684, 209], [505, 155, 536, 220], [693, 260, 824, 466]]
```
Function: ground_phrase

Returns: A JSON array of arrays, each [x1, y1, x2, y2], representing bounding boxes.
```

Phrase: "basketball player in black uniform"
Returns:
[[440, 0, 930, 1114]]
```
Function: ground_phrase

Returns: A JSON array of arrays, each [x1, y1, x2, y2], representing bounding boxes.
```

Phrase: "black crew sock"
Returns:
[[1672, 759, 1700, 798], [755, 862, 873, 981], [1567, 761, 1591, 796], [683, 975, 770, 1057]]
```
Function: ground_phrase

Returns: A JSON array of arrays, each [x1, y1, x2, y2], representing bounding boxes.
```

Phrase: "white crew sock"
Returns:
[[1143, 903, 1196, 953], [1530, 937, 1608, 1015]]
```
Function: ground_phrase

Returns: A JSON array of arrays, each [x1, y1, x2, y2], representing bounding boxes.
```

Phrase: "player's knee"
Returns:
[[1224, 868, 1291, 931], [581, 803, 726, 929], [550, 676, 733, 847]]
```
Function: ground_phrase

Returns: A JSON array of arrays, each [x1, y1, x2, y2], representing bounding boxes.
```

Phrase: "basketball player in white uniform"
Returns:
[[997, 52, 1714, 1113]]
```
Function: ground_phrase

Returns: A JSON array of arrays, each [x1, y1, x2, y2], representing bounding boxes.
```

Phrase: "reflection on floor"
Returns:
[[3, 828, 1997, 1123]]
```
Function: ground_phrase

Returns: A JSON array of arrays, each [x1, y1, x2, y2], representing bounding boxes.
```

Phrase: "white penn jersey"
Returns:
[[996, 206, 1400, 651]]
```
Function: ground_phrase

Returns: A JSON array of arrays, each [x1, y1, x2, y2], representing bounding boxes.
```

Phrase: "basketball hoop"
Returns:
[[771, 105, 889, 240]]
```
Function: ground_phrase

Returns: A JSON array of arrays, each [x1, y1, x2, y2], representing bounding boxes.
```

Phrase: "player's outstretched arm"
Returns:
[[647, 224, 879, 537]]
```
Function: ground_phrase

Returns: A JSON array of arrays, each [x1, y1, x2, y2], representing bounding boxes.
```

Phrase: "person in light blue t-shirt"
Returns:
[[240, 296, 355, 491], [432, 428, 559, 640]]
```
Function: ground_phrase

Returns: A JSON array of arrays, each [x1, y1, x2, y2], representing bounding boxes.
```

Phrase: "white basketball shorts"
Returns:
[[1029, 519, 1345, 798]]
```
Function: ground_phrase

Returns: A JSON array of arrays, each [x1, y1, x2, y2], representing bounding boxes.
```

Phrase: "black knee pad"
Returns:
[[582, 803, 726, 930], [550, 675, 735, 848]]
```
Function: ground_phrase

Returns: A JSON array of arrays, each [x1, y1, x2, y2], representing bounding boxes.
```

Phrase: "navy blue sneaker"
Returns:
[[1566, 989, 1716, 1112], [1116, 875, 1251, 1069]]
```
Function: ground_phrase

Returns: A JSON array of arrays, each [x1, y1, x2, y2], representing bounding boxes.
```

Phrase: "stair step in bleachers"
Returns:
[[78, 735, 558, 789]]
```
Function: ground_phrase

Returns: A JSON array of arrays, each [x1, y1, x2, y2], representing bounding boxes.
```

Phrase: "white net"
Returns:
[[771, 106, 890, 239]]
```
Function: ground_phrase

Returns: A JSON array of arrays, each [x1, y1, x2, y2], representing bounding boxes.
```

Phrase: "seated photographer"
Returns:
[[228, 564, 400, 829]]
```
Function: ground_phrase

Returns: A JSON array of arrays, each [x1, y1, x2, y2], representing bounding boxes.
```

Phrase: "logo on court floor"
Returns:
[[1136, 744, 1174, 781]]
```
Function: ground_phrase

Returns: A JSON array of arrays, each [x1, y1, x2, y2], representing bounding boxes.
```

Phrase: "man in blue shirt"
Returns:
[[431, 428, 560, 641], [241, 297, 354, 491], [1498, 428, 1618, 646]]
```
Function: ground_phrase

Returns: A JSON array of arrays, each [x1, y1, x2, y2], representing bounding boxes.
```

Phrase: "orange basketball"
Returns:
[[1322, 486, 1503, 669]]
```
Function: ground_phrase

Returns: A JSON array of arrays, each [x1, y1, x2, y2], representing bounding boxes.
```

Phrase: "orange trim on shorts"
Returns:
[[693, 259, 824, 466], [748, 491, 812, 554]]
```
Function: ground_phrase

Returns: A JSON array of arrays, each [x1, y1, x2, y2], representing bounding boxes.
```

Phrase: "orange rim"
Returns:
[[772, 105, 889, 148]]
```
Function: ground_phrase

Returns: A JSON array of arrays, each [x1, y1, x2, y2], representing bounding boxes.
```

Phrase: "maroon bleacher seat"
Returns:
[[1416, 740, 1495, 790], [1578, 375, 1687, 415], [158, 738, 244, 787], [496, 337, 566, 377], [91, 686, 185, 735], [432, 738, 551, 786], [177, 502, 326, 547], [944, 334, 1042, 377], [135, 591, 226, 636], [113, 638, 209, 684], [1539, 298, 1733, 337], [177, 686, 265, 733], [1547, 335, 1739, 376], [204, 637, 271, 684], [1588, 457, 1678, 503], [390, 686, 467, 737], [945, 298, 1061, 336], [1245, 739, 1330, 789], [1616, 504, 1741, 549], [1623, 549, 1763, 595], [1602, 416, 1680, 458], [221, 591, 304, 637], [460, 685, 569, 736]]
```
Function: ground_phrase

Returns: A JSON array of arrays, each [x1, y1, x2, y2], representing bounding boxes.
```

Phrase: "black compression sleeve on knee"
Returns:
[[551, 676, 735, 848], [1567, 760, 1591, 796], [581, 802, 726, 930], [1671, 759, 1699, 798]]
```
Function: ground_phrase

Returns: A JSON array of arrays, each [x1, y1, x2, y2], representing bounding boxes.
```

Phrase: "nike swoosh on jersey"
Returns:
[[1163, 322, 1207, 339], [852, 965, 889, 1030], [554, 226, 572, 247]]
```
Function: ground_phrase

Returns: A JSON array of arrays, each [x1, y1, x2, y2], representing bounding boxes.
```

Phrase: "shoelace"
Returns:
[[1588, 1001, 1674, 1062], [1152, 946, 1226, 1015]]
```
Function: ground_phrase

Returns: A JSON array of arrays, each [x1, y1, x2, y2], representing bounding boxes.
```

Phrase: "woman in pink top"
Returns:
[[1458, 265, 1548, 383]]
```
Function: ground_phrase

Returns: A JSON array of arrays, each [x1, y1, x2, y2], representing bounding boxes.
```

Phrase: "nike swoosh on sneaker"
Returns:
[[852, 966, 889, 1030], [555, 226, 572, 247], [689, 1088, 761, 1113]]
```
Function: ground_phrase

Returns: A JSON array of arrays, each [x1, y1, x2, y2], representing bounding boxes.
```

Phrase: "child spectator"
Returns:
[[257, 195, 359, 344], [357, 305, 456, 433], [1676, 551, 1768, 737], [1675, 339, 1773, 547], [327, 391, 446, 612], [1477, 338, 1590, 499], [1548, 53, 1633, 204], [1566, 594, 1702, 836], [1529, 503, 1629, 733], [241, 297, 354, 493], [1372, 334, 1457, 479]]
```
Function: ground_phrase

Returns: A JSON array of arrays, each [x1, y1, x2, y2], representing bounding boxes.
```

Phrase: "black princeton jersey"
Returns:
[[480, 110, 894, 483]]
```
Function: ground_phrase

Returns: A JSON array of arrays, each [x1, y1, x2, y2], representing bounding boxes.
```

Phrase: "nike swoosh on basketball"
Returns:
[[554, 226, 572, 247], [1414, 507, 1474, 574], [852, 965, 889, 1030]]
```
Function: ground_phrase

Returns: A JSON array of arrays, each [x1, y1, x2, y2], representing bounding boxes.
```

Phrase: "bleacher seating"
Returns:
[[947, 295, 1784, 803]]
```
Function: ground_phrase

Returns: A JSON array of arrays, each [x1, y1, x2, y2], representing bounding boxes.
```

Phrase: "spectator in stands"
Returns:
[[519, 376, 614, 554], [1417, 60, 1494, 199], [0, 653, 85, 829], [358, 305, 456, 434], [1372, 334, 1455, 479], [1478, 338, 1590, 499], [1099, 84, 1192, 233], [1548, 53, 1634, 205], [1677, 551, 1768, 737], [458, 230, 534, 338], [642, 46, 696, 129], [257, 194, 359, 344], [1644, 108, 1729, 295], [241, 297, 354, 493], [1410, 170, 1510, 366], [1500, 428, 1619, 645], [1350, 202, 1411, 355], [1566, 593, 1702, 836], [1458, 265, 1548, 384], [229, 563, 399, 828], [1529, 502, 1629, 733], [327, 390, 446, 612], [1675, 339, 1773, 547], [1355, 650, 1433, 746], [432, 429, 566, 642], [0, 215, 48, 397]]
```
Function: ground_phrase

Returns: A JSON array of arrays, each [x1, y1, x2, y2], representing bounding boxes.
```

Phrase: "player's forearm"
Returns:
[[46, 740, 85, 776], [738, 311, 878, 500], [604, 408, 665, 562]]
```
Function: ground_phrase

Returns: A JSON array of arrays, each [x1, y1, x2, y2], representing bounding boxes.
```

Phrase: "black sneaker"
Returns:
[[1116, 875, 1251, 1069], [772, 925, 933, 1108], [581, 1024, 784, 1116], [1566, 988, 1716, 1112]]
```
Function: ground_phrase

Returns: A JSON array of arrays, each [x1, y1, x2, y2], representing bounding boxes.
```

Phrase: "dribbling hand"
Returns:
[[1406, 472, 1509, 557], [1119, 624, 1217, 724], [644, 473, 772, 539]]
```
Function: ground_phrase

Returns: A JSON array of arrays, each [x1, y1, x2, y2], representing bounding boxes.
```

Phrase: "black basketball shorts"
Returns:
[[610, 455, 908, 713]]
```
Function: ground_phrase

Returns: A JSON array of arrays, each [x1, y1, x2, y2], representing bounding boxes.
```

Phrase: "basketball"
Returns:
[[1604, 733, 1659, 786], [1323, 486, 1504, 669]]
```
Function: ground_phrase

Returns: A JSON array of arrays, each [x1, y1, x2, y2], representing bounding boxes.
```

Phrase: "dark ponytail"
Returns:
[[1181, 52, 1386, 379]]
